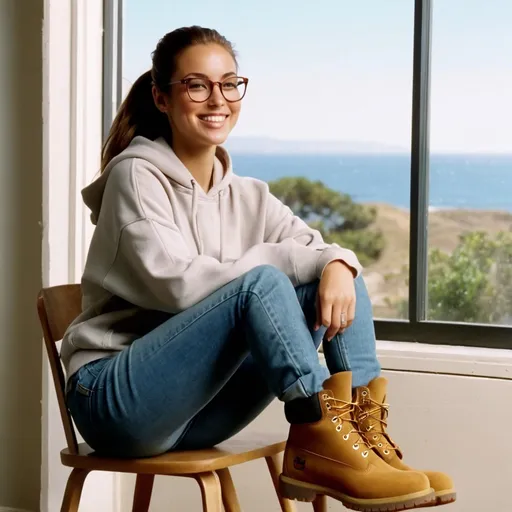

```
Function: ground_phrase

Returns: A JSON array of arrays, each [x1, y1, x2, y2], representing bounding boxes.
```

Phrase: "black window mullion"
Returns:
[[409, 0, 433, 323]]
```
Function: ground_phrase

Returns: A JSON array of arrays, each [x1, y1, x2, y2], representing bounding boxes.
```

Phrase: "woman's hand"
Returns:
[[314, 260, 356, 341]]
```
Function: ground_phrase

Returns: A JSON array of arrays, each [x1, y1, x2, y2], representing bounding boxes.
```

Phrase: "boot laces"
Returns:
[[322, 393, 370, 458], [358, 397, 398, 455]]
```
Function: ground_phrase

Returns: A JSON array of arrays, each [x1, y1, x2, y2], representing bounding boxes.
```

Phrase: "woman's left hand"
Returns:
[[314, 260, 356, 341]]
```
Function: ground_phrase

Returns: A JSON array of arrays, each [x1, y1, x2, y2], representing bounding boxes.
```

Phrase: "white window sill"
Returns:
[[376, 339, 512, 380]]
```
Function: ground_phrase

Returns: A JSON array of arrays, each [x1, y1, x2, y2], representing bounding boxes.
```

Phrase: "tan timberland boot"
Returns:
[[279, 372, 435, 511], [355, 377, 456, 507]]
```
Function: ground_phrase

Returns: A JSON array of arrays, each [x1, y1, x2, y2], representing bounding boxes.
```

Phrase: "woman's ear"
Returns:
[[152, 85, 170, 113]]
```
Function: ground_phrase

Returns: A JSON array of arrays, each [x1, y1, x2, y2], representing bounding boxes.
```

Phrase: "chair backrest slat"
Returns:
[[37, 284, 82, 454]]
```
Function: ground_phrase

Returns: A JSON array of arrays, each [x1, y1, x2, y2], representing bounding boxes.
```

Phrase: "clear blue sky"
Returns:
[[123, 0, 512, 153]]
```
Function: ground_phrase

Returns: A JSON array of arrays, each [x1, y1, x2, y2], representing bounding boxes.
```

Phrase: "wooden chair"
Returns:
[[37, 284, 327, 512]]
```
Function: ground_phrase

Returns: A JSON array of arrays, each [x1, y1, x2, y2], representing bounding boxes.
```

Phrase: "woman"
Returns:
[[62, 26, 455, 511]]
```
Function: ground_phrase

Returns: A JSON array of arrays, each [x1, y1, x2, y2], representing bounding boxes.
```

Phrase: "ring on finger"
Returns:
[[340, 312, 347, 325]]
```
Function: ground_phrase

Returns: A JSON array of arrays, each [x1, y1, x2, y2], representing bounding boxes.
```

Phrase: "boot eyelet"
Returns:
[[362, 391, 368, 397], [373, 435, 378, 440], [322, 394, 328, 400], [353, 444, 360, 450], [362, 451, 369, 458], [343, 434, 349, 441], [378, 443, 383, 448], [336, 425, 342, 432], [331, 416, 338, 423], [384, 450, 390, 455], [366, 426, 371, 431], [326, 403, 331, 410]]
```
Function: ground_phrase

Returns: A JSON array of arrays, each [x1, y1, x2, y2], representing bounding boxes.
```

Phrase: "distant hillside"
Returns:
[[224, 136, 407, 154], [364, 204, 512, 318]]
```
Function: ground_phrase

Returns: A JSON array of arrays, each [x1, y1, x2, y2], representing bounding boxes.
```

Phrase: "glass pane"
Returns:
[[428, 0, 512, 325], [123, 1, 414, 319]]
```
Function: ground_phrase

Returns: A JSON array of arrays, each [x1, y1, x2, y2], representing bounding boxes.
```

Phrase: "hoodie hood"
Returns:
[[83, 136, 233, 225]]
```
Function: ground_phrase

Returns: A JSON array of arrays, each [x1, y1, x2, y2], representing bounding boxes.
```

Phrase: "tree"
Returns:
[[268, 177, 385, 266], [398, 231, 512, 324]]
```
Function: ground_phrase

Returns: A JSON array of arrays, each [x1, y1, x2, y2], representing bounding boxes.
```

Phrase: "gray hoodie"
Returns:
[[61, 136, 362, 379]]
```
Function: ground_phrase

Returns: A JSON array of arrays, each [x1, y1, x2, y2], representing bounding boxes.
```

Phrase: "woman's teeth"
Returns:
[[199, 115, 226, 123]]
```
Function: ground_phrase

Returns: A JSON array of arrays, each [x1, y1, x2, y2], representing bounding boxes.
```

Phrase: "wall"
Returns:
[[0, 0, 43, 511], [120, 351, 512, 512]]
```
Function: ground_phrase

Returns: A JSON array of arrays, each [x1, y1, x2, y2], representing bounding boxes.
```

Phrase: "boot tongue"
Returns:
[[323, 372, 353, 402], [366, 377, 403, 459], [367, 376, 388, 405]]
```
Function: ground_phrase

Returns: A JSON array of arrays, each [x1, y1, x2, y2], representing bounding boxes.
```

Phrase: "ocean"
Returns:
[[231, 153, 512, 212]]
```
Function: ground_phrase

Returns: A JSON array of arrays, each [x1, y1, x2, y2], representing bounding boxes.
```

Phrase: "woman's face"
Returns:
[[154, 44, 242, 150]]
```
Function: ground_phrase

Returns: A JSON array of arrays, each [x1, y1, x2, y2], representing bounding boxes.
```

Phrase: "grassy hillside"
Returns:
[[363, 204, 512, 318]]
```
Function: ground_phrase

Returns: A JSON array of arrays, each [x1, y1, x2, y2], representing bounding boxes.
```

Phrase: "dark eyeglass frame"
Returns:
[[169, 76, 249, 103]]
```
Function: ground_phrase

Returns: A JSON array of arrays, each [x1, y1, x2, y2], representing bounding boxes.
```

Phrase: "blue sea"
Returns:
[[231, 153, 512, 212]]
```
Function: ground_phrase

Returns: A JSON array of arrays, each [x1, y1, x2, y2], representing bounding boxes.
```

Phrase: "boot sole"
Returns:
[[433, 490, 456, 507], [279, 474, 436, 511]]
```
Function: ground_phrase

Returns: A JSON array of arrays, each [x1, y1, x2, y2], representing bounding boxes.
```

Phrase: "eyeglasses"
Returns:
[[169, 76, 249, 103]]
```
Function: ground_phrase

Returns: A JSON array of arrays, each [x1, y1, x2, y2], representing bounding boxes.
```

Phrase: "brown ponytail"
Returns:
[[101, 71, 170, 172], [100, 26, 238, 173]]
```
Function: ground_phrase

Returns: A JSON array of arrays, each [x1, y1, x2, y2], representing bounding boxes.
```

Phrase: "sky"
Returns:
[[123, 0, 512, 153]]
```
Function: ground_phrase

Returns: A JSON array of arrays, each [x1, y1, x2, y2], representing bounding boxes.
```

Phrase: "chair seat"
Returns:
[[61, 432, 287, 475]]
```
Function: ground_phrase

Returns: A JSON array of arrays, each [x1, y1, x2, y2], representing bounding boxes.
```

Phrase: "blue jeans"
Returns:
[[66, 265, 380, 458]]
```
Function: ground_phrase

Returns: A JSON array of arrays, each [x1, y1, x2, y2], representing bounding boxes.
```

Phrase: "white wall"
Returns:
[[120, 351, 512, 512], [0, 1, 43, 511]]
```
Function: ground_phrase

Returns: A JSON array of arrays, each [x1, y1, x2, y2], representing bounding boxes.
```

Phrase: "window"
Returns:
[[107, 0, 512, 348], [427, 0, 512, 327]]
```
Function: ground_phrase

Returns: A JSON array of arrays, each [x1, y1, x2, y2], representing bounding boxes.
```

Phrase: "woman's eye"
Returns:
[[222, 80, 238, 90], [189, 81, 208, 90]]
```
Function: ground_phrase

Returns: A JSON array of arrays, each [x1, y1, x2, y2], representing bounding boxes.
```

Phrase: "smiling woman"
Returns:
[[63, 24, 454, 512]]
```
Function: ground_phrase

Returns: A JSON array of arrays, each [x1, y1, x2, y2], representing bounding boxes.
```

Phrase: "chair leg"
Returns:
[[132, 474, 155, 512], [216, 468, 242, 512], [194, 471, 223, 512], [265, 454, 297, 512], [60, 468, 91, 512], [312, 494, 327, 512]]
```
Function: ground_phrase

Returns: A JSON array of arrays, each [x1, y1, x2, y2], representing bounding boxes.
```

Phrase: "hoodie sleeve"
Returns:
[[263, 191, 362, 280], [101, 163, 354, 314], [104, 218, 321, 313]]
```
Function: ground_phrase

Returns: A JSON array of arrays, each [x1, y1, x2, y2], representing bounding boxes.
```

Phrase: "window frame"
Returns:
[[105, 0, 512, 349], [43, 1, 116, 510], [103, 0, 123, 141]]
